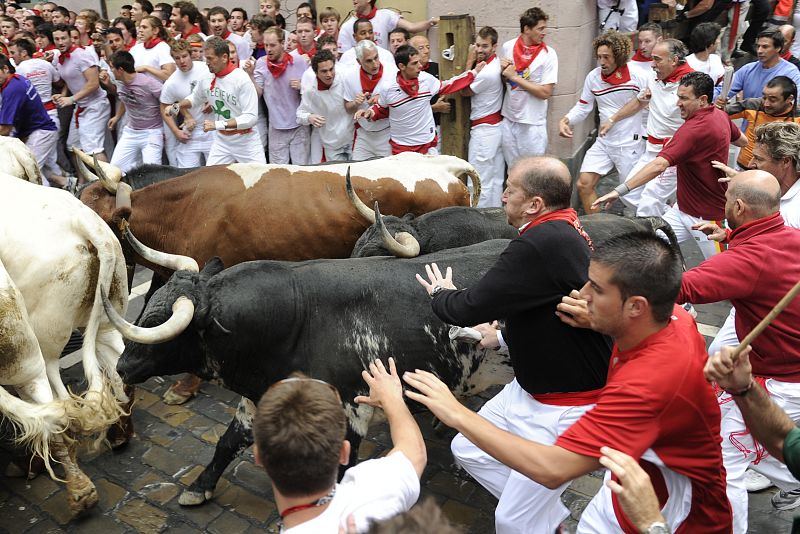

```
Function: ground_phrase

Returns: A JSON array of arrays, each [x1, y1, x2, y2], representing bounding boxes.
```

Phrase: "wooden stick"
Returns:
[[731, 279, 800, 361]]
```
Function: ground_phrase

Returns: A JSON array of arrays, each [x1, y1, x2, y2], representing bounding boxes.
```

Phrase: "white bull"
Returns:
[[0, 173, 129, 515], [0, 136, 42, 184]]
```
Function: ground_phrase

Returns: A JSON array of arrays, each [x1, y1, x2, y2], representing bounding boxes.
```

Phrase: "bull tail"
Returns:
[[464, 169, 482, 207], [642, 216, 688, 270], [0, 387, 71, 480], [68, 212, 128, 440]]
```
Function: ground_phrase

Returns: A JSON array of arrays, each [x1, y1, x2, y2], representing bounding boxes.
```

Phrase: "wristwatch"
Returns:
[[430, 285, 446, 298], [645, 522, 670, 534]]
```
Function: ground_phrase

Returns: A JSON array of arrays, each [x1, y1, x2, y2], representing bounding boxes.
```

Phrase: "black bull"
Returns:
[[114, 214, 682, 506]]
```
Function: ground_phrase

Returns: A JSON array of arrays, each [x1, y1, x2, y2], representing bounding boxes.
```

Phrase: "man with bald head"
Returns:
[[778, 25, 800, 71], [415, 156, 613, 533], [678, 168, 800, 533]]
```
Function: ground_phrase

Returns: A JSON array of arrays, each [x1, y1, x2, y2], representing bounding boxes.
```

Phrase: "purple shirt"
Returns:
[[254, 52, 308, 130], [0, 74, 56, 138], [56, 47, 106, 106], [117, 73, 164, 130]]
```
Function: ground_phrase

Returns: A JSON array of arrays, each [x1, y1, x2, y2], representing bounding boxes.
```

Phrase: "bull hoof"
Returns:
[[67, 479, 99, 517], [163, 374, 202, 405], [106, 415, 134, 450], [178, 488, 213, 506]]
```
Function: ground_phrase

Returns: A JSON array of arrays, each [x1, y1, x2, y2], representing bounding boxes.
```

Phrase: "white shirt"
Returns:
[[130, 41, 175, 73], [643, 69, 684, 141], [781, 177, 800, 228], [253, 53, 308, 130], [283, 452, 419, 534], [186, 67, 258, 130], [686, 53, 726, 85], [342, 65, 394, 132], [15, 58, 60, 104], [222, 31, 251, 66], [565, 64, 648, 144], [377, 70, 442, 146], [338, 9, 400, 53], [469, 55, 503, 122], [499, 38, 558, 125], [160, 61, 214, 147], [296, 74, 354, 150], [338, 45, 396, 70]]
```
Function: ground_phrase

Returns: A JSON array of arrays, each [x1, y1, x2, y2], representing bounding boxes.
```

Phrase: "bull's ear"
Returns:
[[201, 257, 225, 276]]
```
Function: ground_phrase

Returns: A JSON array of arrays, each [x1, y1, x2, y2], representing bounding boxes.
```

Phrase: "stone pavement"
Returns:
[[1, 180, 798, 533]]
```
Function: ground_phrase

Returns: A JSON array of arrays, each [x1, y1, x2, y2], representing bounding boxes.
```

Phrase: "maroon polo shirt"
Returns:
[[658, 105, 740, 220]]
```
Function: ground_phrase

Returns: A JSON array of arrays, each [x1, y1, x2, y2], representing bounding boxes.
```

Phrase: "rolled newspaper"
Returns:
[[449, 326, 483, 344], [721, 65, 734, 99]]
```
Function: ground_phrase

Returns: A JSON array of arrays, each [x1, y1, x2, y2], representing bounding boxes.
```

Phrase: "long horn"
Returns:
[[93, 153, 118, 193], [116, 182, 132, 210], [375, 202, 420, 258], [73, 148, 123, 191], [102, 289, 194, 344], [73, 148, 100, 182], [346, 167, 375, 224], [122, 221, 200, 272], [464, 169, 482, 207]]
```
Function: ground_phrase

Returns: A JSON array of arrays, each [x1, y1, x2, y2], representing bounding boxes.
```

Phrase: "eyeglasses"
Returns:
[[268, 377, 342, 402]]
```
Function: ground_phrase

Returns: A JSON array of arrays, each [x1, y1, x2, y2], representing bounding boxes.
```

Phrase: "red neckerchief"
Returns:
[[782, 50, 793, 60], [317, 77, 331, 90], [221, 30, 232, 39], [298, 42, 317, 58], [209, 62, 236, 90], [124, 40, 135, 50], [362, 6, 378, 19], [360, 63, 383, 93], [144, 37, 163, 49], [183, 25, 201, 38], [631, 49, 650, 63], [660, 62, 693, 83], [485, 53, 496, 64], [59, 46, 77, 64], [601, 64, 632, 85], [519, 208, 594, 250], [512, 36, 546, 72], [267, 52, 293, 78], [0, 73, 19, 93], [35, 43, 56, 57], [396, 72, 419, 97]]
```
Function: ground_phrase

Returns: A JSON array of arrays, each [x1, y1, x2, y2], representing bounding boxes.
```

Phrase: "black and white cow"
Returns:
[[105, 236, 515, 506]]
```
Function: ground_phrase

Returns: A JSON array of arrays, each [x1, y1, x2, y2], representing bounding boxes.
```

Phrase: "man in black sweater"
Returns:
[[415, 156, 612, 534]]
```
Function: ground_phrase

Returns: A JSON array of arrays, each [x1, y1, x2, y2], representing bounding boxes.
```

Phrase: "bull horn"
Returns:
[[375, 202, 420, 258], [73, 149, 100, 182], [346, 167, 375, 224], [73, 148, 123, 192], [102, 289, 194, 344], [122, 221, 200, 272], [463, 169, 482, 207], [116, 182, 132, 210], [93, 153, 119, 193]]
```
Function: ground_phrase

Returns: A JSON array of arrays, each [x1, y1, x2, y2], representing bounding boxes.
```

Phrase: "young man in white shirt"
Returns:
[[253, 359, 425, 533], [338, 18, 395, 69], [167, 36, 265, 164], [160, 39, 213, 167], [499, 7, 558, 165], [338, 0, 437, 53], [207, 6, 250, 68], [296, 49, 353, 162]]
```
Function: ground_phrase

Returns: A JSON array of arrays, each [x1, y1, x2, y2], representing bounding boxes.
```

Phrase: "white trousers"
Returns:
[[66, 99, 111, 155], [323, 142, 353, 162], [268, 125, 309, 165], [110, 127, 164, 173], [469, 123, 505, 208], [207, 131, 267, 165], [25, 129, 59, 185], [580, 136, 644, 185], [352, 127, 391, 160], [163, 125, 177, 166], [309, 127, 323, 164], [41, 109, 64, 179], [451, 379, 594, 534], [718, 379, 800, 534], [662, 203, 724, 260], [174, 140, 211, 168], [623, 143, 677, 216], [500, 119, 547, 167]]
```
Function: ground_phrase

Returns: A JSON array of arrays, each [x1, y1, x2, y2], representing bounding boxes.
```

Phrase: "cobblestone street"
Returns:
[[1, 171, 797, 533]]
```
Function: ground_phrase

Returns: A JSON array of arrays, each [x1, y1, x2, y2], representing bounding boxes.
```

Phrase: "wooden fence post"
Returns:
[[437, 14, 475, 161]]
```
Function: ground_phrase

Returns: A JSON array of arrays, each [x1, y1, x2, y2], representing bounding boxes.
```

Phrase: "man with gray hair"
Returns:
[[343, 38, 397, 159], [338, 19, 396, 69]]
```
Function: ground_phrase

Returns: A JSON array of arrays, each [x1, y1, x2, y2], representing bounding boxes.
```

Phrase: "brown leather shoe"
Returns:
[[162, 374, 202, 405]]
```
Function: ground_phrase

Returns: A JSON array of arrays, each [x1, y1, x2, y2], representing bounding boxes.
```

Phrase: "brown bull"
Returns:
[[78, 153, 481, 274]]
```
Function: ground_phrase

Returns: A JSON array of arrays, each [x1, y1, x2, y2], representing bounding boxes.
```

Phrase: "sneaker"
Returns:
[[682, 303, 698, 318], [771, 487, 800, 510], [744, 469, 773, 492]]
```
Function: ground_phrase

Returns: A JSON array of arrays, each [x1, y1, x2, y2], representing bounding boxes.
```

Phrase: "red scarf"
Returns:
[[124, 40, 135, 51], [519, 208, 594, 250], [183, 25, 201, 38], [512, 36, 546, 72], [660, 62, 693, 83], [267, 52, 293, 78], [485, 53, 496, 64], [221, 30, 232, 39], [144, 37, 163, 49], [209, 62, 236, 90], [362, 6, 378, 19], [298, 42, 317, 58], [59, 46, 77, 64], [360, 63, 384, 93], [0, 73, 19, 93], [317, 77, 331, 90], [782, 50, 793, 61], [396, 72, 418, 97], [33, 43, 56, 59], [631, 49, 650, 63], [601, 64, 632, 85]]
